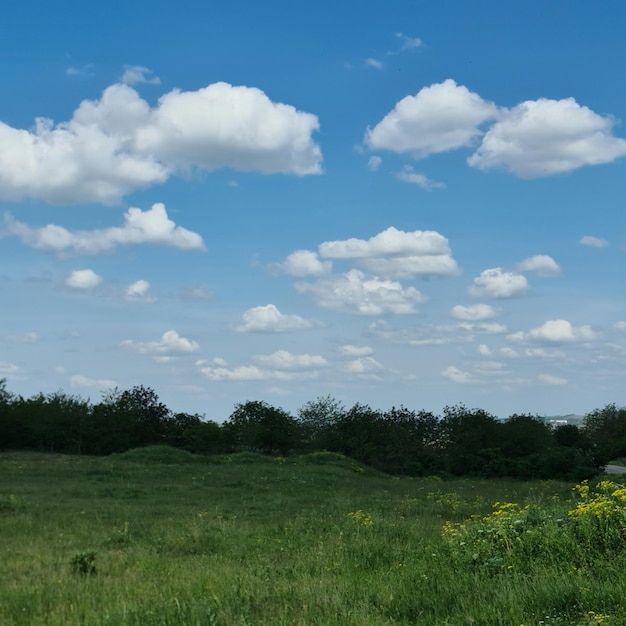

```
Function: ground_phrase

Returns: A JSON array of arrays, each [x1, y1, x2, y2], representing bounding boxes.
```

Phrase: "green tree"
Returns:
[[583, 404, 626, 463], [225, 400, 299, 455], [296, 395, 345, 451]]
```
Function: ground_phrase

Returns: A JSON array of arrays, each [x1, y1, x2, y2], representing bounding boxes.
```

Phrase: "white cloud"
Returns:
[[275, 250, 331, 277], [252, 350, 327, 370], [450, 304, 498, 321], [134, 81, 322, 176], [198, 361, 319, 382], [368, 320, 469, 346], [396, 165, 445, 190], [358, 255, 459, 279], [6, 332, 40, 343], [179, 286, 213, 301], [468, 268, 529, 299], [125, 280, 153, 302], [65, 269, 102, 289], [441, 365, 475, 384], [3, 203, 205, 253], [368, 156, 382, 171], [468, 97, 626, 177], [365, 58, 383, 70], [66, 64, 95, 78], [365, 79, 498, 156], [523, 347, 566, 359], [0, 362, 20, 376], [517, 255, 561, 277], [528, 319, 596, 343], [536, 373, 568, 386], [458, 322, 508, 335], [69, 374, 117, 389], [296, 269, 427, 315], [319, 226, 450, 259], [614, 321, 626, 333], [120, 330, 199, 354], [338, 344, 374, 357], [395, 33, 424, 50], [580, 235, 609, 248], [234, 304, 318, 333], [0, 82, 322, 204], [120, 65, 161, 85], [343, 356, 383, 374], [319, 226, 452, 260]]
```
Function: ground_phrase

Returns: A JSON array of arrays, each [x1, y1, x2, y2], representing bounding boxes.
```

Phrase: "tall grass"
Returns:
[[0, 447, 624, 625]]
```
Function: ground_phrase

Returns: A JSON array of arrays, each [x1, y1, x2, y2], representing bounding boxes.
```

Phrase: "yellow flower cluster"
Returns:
[[569, 480, 626, 522], [347, 510, 374, 526]]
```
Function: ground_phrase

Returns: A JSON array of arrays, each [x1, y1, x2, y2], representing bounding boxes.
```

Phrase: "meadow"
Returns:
[[1, 447, 625, 625]]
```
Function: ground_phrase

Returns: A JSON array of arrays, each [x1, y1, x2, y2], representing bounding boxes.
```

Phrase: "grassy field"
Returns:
[[1, 447, 625, 625]]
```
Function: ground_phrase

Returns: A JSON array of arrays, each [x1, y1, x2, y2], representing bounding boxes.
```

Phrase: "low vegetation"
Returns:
[[1, 449, 626, 625]]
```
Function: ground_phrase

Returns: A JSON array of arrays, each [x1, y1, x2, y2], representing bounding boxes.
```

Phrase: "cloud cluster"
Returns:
[[0, 81, 322, 204], [296, 269, 427, 315], [65, 269, 102, 289], [120, 330, 199, 354], [468, 268, 529, 299], [365, 79, 498, 156], [367, 80, 626, 177], [234, 304, 318, 333], [3, 203, 205, 253], [198, 350, 325, 381]]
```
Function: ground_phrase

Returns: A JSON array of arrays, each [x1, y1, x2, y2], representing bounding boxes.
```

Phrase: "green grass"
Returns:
[[0, 447, 625, 625]]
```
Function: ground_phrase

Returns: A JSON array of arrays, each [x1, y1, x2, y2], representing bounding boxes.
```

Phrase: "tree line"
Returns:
[[0, 378, 623, 480]]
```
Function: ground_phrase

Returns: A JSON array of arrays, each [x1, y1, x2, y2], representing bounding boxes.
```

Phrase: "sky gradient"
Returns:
[[1, 0, 625, 421]]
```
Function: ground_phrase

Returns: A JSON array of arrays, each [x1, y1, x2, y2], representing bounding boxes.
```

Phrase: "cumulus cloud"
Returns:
[[365, 79, 498, 156], [0, 82, 322, 204], [317, 226, 458, 279], [120, 330, 199, 354], [234, 304, 318, 333], [198, 358, 320, 382], [275, 250, 331, 277], [517, 255, 561, 277], [450, 304, 498, 321], [252, 350, 328, 369], [0, 362, 20, 376], [124, 280, 153, 302], [441, 365, 475, 384], [343, 356, 383, 374], [65, 269, 102, 289], [580, 235, 609, 248], [69, 374, 116, 389], [3, 203, 205, 253], [296, 269, 427, 315], [396, 165, 445, 190], [468, 97, 626, 177], [319, 226, 450, 259], [468, 268, 529, 299], [338, 344, 374, 357], [120, 65, 161, 85], [527, 319, 596, 343]]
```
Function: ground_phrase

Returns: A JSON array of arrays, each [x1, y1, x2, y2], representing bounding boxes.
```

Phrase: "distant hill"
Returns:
[[542, 414, 586, 426]]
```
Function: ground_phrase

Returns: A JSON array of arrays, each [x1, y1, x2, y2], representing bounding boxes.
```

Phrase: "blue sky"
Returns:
[[1, 0, 625, 421]]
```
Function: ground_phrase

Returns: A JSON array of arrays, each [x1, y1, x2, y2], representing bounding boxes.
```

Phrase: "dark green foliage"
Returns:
[[583, 403, 626, 462], [70, 551, 97, 576], [0, 378, 612, 480], [225, 400, 300, 455]]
